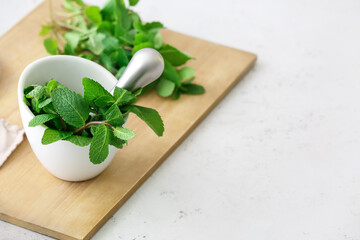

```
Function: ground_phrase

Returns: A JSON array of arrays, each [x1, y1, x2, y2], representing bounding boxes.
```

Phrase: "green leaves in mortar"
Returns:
[[39, 0, 205, 100], [24, 78, 164, 164], [52, 87, 90, 128], [89, 124, 110, 164]]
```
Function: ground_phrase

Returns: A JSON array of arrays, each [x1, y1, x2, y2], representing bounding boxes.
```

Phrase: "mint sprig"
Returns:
[[24, 78, 164, 164], [40, 0, 205, 100]]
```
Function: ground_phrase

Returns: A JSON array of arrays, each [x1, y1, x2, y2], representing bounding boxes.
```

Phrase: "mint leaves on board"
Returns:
[[23, 78, 164, 164], [40, 0, 204, 100]]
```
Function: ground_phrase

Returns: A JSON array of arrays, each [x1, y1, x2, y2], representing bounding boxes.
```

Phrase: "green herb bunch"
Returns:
[[39, 0, 205, 100], [23, 78, 164, 164]]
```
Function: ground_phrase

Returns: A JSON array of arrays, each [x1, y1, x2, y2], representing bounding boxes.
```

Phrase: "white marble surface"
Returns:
[[1, 0, 360, 239]]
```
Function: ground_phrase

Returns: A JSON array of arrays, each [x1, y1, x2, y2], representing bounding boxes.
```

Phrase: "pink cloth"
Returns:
[[0, 118, 24, 167]]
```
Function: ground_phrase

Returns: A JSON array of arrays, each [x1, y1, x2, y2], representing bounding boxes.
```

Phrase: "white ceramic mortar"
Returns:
[[18, 55, 121, 182]]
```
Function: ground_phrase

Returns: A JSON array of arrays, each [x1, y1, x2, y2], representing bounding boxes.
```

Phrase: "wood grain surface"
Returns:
[[0, 1, 256, 239]]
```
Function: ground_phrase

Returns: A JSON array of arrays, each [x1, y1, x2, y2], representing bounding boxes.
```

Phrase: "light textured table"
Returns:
[[1, 0, 360, 239]]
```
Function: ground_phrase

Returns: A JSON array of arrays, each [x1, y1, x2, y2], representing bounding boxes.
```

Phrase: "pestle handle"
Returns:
[[111, 48, 164, 93]]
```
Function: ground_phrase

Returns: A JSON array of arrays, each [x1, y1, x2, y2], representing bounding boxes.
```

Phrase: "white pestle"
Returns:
[[110, 48, 164, 94]]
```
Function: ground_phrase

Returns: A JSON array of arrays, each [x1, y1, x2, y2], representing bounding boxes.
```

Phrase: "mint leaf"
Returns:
[[80, 53, 95, 60], [133, 19, 143, 32], [113, 127, 135, 140], [181, 83, 205, 95], [172, 88, 180, 100], [74, 15, 88, 31], [109, 129, 125, 148], [43, 103, 57, 115], [72, 0, 85, 8], [65, 135, 91, 146], [140, 79, 158, 94], [26, 86, 45, 100], [41, 129, 73, 145], [43, 37, 58, 55], [94, 95, 115, 107], [114, 87, 136, 106], [132, 88, 143, 96], [64, 43, 76, 56], [178, 67, 195, 81], [80, 130, 90, 137], [102, 35, 120, 52], [51, 118, 64, 130], [153, 32, 163, 49], [66, 0, 85, 8], [143, 21, 164, 32], [99, 53, 115, 72], [39, 25, 53, 37], [160, 44, 194, 66], [85, 6, 102, 25], [98, 21, 114, 35], [64, 31, 81, 49], [127, 105, 164, 136], [38, 98, 52, 108], [129, 0, 139, 6], [23, 95, 30, 106], [29, 114, 58, 127], [90, 125, 98, 136], [134, 32, 149, 45], [113, 48, 129, 66], [31, 99, 41, 113], [24, 85, 40, 95], [83, 77, 113, 104], [63, 0, 79, 12], [162, 60, 180, 85], [102, 0, 131, 30], [86, 32, 106, 55], [52, 87, 90, 128], [115, 66, 126, 79], [101, 0, 116, 22], [45, 79, 59, 95], [132, 42, 153, 55], [89, 124, 110, 164], [104, 104, 124, 126], [183, 76, 195, 84], [115, 0, 131, 30], [156, 76, 175, 97]]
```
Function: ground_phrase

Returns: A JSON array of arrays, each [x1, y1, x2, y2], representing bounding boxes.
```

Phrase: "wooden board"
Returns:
[[0, 1, 256, 240]]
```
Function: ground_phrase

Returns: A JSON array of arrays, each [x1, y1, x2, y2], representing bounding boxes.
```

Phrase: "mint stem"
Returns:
[[56, 20, 87, 33], [59, 116, 67, 131], [74, 121, 114, 134]]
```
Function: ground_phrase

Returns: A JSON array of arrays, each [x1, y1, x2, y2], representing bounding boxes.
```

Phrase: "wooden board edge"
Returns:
[[84, 54, 257, 240], [0, 213, 80, 240]]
